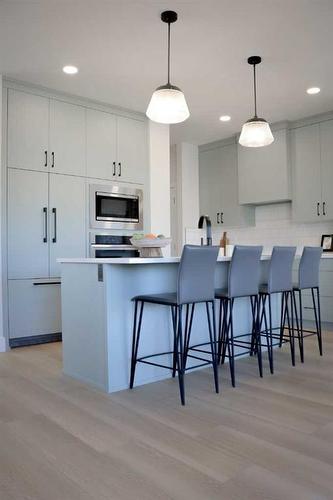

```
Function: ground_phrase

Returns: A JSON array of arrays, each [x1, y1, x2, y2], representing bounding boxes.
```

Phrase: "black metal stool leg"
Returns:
[[254, 295, 263, 377], [184, 304, 195, 366], [250, 296, 257, 356], [285, 292, 295, 366], [206, 301, 219, 394], [130, 301, 144, 389], [227, 298, 236, 387], [176, 305, 186, 405], [292, 290, 303, 363], [312, 287, 323, 356], [279, 292, 287, 348], [221, 299, 230, 365], [171, 306, 178, 378]]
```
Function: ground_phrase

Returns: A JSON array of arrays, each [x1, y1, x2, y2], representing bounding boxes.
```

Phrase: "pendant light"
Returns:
[[239, 56, 274, 147], [146, 10, 190, 124]]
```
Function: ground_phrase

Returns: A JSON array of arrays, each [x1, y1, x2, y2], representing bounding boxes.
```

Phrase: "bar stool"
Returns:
[[259, 246, 297, 369], [292, 246, 323, 362], [215, 245, 263, 387], [129, 244, 220, 405]]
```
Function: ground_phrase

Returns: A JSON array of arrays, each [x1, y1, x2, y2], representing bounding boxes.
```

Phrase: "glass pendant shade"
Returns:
[[239, 117, 274, 148], [146, 84, 190, 124]]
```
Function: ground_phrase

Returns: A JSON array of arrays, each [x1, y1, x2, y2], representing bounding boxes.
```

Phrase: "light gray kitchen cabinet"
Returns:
[[8, 279, 61, 340], [7, 89, 49, 172], [8, 168, 49, 279], [49, 174, 86, 277], [199, 144, 254, 227], [117, 116, 146, 184], [49, 99, 86, 176], [8, 169, 86, 279], [86, 108, 117, 180], [237, 128, 291, 205], [291, 121, 333, 222]]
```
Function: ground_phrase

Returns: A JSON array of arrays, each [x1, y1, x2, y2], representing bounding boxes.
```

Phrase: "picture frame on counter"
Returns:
[[321, 234, 333, 252]]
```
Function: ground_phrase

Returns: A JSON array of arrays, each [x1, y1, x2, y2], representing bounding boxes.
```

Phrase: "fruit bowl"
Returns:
[[130, 237, 172, 257]]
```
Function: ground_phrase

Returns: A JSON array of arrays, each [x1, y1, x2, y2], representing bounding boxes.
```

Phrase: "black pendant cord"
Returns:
[[167, 21, 171, 86], [253, 63, 258, 119]]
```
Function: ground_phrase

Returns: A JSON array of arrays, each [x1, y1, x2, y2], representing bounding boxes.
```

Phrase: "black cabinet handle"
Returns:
[[217, 212, 220, 224], [118, 162, 122, 176], [221, 212, 224, 224], [52, 208, 57, 243], [317, 202, 320, 216], [51, 151, 55, 168], [44, 150, 48, 167], [112, 161, 116, 176], [43, 207, 48, 243], [33, 281, 61, 286], [323, 202, 326, 216]]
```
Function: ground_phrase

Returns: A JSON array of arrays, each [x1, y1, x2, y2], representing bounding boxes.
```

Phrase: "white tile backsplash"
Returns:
[[186, 202, 333, 254]]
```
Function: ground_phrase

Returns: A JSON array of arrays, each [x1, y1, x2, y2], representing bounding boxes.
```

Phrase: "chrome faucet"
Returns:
[[198, 215, 212, 246]]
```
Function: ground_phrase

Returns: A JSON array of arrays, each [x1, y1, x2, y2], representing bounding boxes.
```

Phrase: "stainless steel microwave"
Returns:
[[89, 184, 143, 230]]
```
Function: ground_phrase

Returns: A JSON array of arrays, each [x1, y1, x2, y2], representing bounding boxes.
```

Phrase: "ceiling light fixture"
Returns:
[[146, 10, 190, 124], [62, 65, 78, 75], [239, 56, 274, 148], [307, 87, 320, 95], [219, 115, 231, 122]]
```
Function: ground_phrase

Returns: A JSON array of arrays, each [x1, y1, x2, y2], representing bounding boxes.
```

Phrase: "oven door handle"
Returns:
[[90, 244, 135, 250]]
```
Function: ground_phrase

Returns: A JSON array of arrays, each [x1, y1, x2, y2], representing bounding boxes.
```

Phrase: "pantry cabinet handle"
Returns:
[[43, 207, 48, 243], [217, 212, 220, 224], [323, 202, 326, 216], [33, 281, 61, 286], [112, 161, 116, 176], [52, 208, 57, 243], [44, 150, 48, 167], [118, 162, 122, 176], [51, 151, 55, 168], [317, 202, 320, 216], [221, 212, 224, 224]]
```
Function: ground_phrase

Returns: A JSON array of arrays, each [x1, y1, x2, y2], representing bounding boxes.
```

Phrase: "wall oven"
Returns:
[[90, 184, 143, 230], [90, 234, 139, 258]]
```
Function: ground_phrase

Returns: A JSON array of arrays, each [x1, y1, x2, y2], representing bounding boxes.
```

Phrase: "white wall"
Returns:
[[148, 121, 171, 256], [186, 202, 333, 254], [0, 75, 6, 351]]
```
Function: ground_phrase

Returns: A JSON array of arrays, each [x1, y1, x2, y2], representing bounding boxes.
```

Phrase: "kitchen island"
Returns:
[[59, 255, 281, 393]]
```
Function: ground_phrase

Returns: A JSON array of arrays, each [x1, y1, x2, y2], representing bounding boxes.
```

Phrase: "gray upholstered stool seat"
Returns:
[[130, 244, 220, 405], [292, 246, 323, 362], [259, 246, 296, 370], [214, 245, 263, 386]]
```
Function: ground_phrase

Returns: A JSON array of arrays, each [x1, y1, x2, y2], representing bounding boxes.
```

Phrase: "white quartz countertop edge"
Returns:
[[58, 253, 333, 265]]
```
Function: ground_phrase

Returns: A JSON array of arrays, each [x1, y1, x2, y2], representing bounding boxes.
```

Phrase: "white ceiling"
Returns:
[[1, 0, 333, 145]]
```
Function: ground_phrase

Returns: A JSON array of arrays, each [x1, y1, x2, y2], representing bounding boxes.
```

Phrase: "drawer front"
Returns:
[[300, 294, 333, 323], [8, 279, 61, 339]]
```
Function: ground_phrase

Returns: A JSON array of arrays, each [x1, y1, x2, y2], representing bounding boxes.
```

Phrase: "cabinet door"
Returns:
[[117, 117, 146, 184], [7, 89, 49, 171], [49, 99, 86, 176], [291, 124, 322, 222], [199, 148, 221, 225], [49, 174, 86, 277], [8, 169, 49, 279], [86, 109, 117, 180], [238, 128, 291, 204], [8, 279, 61, 339], [320, 120, 333, 220]]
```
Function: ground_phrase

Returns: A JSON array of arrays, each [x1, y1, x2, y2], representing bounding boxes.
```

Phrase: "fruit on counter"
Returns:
[[144, 233, 157, 239], [131, 233, 144, 240]]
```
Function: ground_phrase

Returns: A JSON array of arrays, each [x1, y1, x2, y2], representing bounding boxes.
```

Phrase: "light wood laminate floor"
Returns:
[[0, 332, 332, 499]]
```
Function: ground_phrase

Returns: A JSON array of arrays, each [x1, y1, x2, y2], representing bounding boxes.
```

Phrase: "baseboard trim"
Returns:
[[9, 333, 62, 348], [0, 336, 7, 352]]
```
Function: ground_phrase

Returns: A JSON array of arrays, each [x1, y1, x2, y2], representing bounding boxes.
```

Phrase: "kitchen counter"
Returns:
[[59, 255, 282, 393]]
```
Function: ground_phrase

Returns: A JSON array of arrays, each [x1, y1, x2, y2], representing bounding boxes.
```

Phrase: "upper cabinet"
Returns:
[[199, 143, 254, 228], [8, 89, 147, 184], [49, 100, 86, 176], [8, 89, 49, 171], [87, 110, 146, 184], [291, 121, 333, 222], [237, 128, 291, 205]]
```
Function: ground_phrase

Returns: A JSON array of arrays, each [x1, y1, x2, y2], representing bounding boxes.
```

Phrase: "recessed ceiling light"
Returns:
[[306, 87, 320, 95], [62, 65, 78, 75], [219, 115, 231, 122]]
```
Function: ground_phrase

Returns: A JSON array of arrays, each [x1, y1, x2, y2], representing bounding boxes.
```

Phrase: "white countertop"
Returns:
[[58, 253, 333, 265]]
